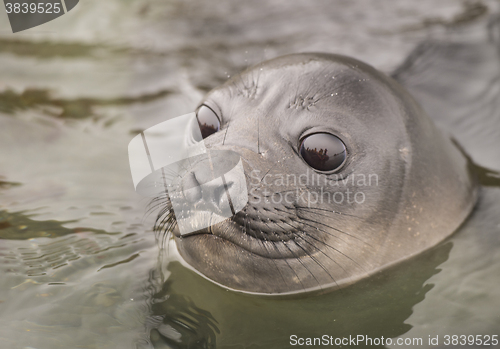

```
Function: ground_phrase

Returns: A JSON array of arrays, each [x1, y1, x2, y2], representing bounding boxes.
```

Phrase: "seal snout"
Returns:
[[181, 170, 231, 212], [182, 172, 202, 203]]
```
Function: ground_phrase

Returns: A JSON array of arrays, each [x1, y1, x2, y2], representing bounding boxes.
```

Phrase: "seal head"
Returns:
[[165, 53, 477, 295]]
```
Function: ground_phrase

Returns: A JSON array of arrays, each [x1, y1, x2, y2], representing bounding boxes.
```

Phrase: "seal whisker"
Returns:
[[257, 107, 260, 154], [146, 196, 170, 212], [263, 242, 288, 287], [280, 251, 305, 291], [302, 232, 368, 274], [254, 67, 261, 95], [297, 215, 372, 247], [222, 124, 229, 145], [236, 72, 249, 93], [254, 155, 296, 183], [271, 215, 348, 277], [260, 230, 302, 290], [273, 207, 366, 246], [229, 80, 239, 99], [154, 211, 176, 238], [148, 195, 169, 205], [158, 230, 173, 259], [151, 199, 176, 236], [282, 239, 321, 290], [260, 221, 319, 290], [272, 217, 359, 278], [153, 215, 175, 253], [293, 205, 363, 220], [147, 194, 170, 211], [241, 214, 289, 287], [159, 162, 192, 182], [255, 217, 306, 289], [278, 213, 368, 269], [291, 74, 302, 109], [257, 189, 363, 219], [272, 208, 349, 245], [271, 220, 341, 286], [294, 234, 341, 287], [146, 201, 171, 223], [259, 168, 272, 183]]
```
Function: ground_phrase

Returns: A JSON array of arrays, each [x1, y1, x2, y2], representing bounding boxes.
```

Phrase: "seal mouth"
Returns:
[[169, 208, 313, 260]]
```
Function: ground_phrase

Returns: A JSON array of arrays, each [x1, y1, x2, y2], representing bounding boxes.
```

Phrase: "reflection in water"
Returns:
[[0, 209, 156, 348], [149, 281, 219, 349], [0, 210, 116, 240], [147, 241, 451, 348], [0, 88, 173, 120]]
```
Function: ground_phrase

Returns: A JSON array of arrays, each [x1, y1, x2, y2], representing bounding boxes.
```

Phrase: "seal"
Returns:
[[158, 53, 478, 295]]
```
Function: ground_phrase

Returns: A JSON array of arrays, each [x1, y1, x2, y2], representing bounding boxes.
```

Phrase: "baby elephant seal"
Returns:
[[165, 53, 477, 295]]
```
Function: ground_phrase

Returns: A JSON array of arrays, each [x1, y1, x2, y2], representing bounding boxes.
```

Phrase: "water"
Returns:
[[1, 0, 500, 348]]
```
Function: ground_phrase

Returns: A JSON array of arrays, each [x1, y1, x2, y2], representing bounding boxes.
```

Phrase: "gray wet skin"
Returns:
[[169, 53, 478, 295]]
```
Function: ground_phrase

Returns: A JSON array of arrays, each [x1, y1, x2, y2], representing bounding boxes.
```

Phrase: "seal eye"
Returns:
[[299, 133, 347, 172], [196, 105, 220, 139]]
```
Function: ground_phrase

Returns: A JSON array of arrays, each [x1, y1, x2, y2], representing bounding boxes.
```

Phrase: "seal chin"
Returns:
[[173, 230, 331, 295]]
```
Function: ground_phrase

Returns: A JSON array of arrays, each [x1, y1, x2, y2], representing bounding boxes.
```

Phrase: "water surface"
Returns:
[[1, 1, 500, 348]]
